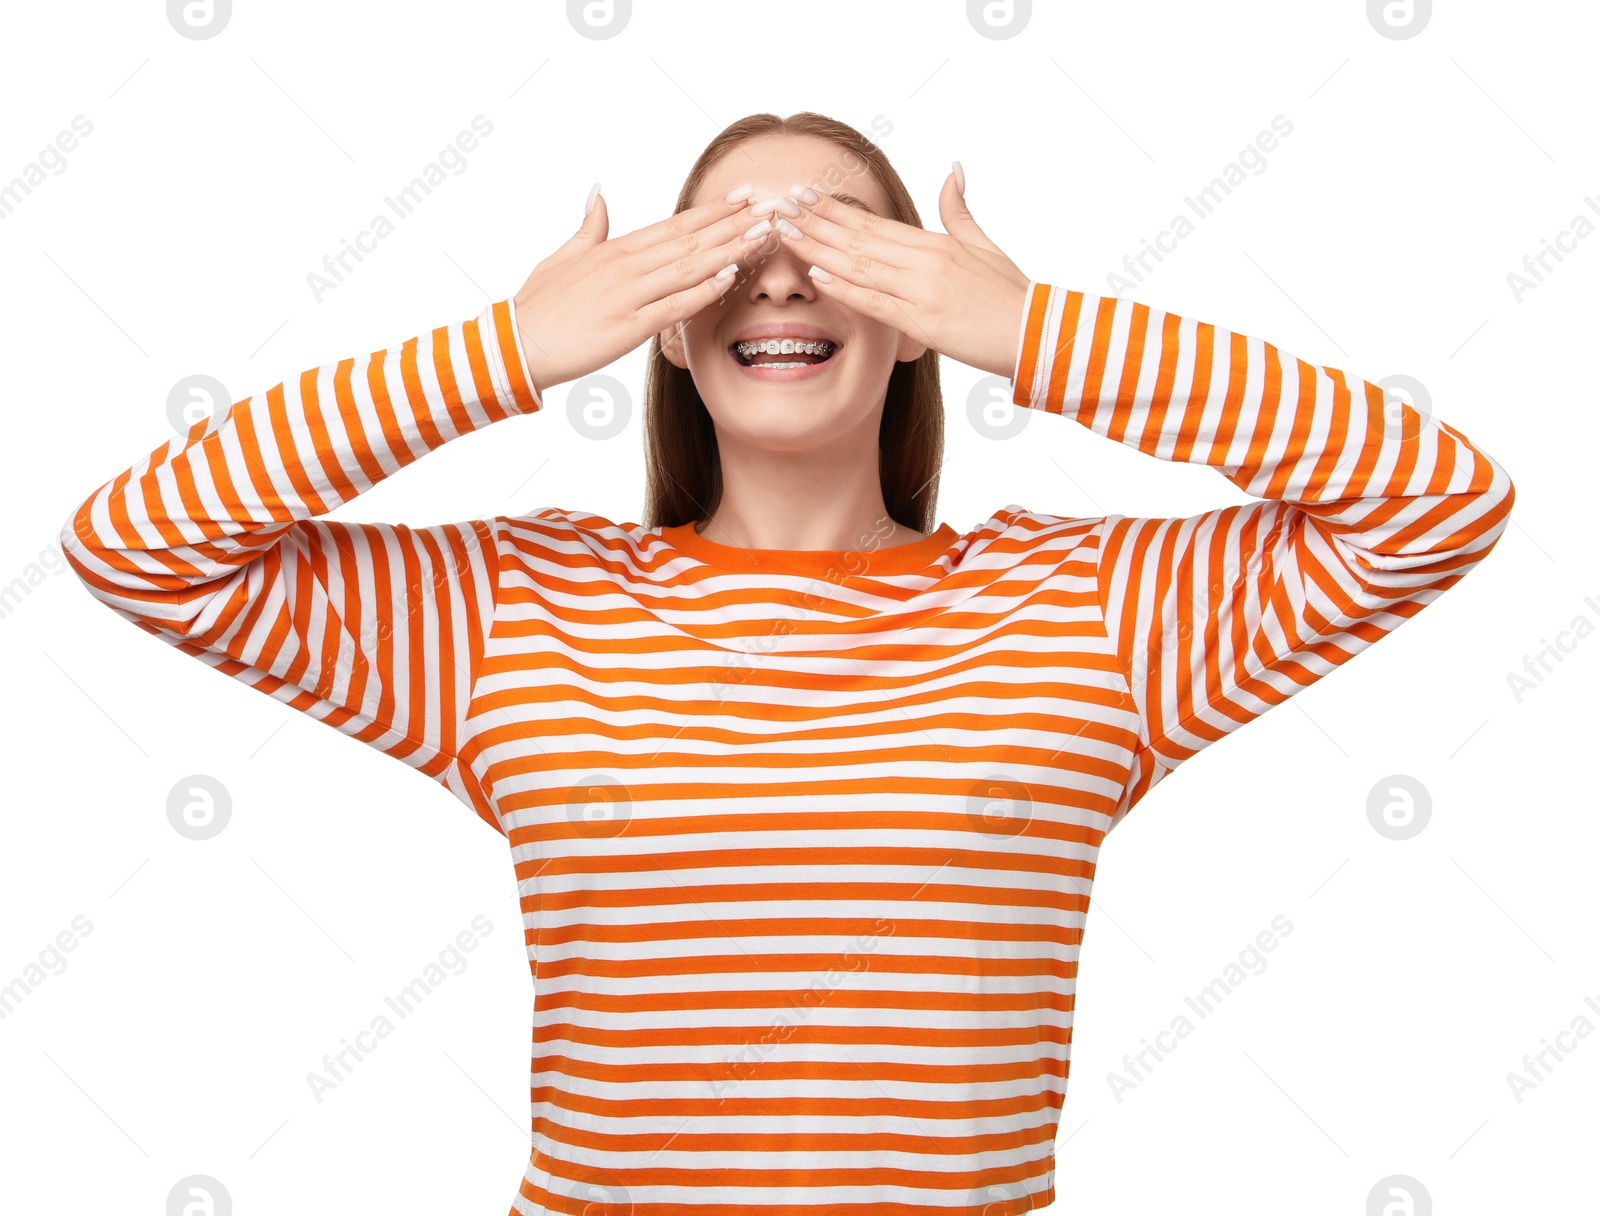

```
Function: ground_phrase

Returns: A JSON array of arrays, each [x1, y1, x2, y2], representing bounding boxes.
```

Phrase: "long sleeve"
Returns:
[[59, 299, 541, 833], [1011, 283, 1515, 824]]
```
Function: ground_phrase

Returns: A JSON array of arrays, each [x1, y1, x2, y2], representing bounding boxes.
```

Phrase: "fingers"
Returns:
[[611, 185, 754, 257], [634, 212, 780, 305], [534, 185, 611, 272], [792, 228, 915, 298], [788, 183, 939, 254], [803, 262, 917, 331], [786, 204, 918, 277], [630, 201, 775, 279], [773, 187, 923, 337], [583, 185, 610, 243], [636, 256, 745, 335], [936, 170, 1004, 253]]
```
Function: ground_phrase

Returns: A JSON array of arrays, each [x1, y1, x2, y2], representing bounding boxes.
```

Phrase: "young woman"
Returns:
[[61, 112, 1513, 1214]]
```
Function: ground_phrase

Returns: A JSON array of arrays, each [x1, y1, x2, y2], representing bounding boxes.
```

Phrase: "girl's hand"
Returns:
[[786, 167, 1033, 380], [513, 184, 767, 394]]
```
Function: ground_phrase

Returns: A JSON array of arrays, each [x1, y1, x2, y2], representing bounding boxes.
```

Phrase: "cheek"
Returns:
[[681, 302, 734, 370], [846, 324, 903, 375]]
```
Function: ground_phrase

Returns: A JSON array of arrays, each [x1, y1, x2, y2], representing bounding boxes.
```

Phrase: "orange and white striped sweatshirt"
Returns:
[[61, 285, 1513, 1214]]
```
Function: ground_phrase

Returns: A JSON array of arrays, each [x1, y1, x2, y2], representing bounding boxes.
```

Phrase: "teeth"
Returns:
[[734, 338, 835, 359]]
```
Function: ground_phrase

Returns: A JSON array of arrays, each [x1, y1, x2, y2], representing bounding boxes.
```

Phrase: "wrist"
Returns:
[[508, 292, 552, 400], [992, 279, 1033, 381], [499, 295, 547, 411]]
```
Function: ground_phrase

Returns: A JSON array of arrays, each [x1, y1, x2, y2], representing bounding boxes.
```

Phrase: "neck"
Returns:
[[698, 418, 924, 552]]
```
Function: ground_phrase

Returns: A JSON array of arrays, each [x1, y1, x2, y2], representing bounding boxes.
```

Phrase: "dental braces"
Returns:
[[735, 338, 835, 358]]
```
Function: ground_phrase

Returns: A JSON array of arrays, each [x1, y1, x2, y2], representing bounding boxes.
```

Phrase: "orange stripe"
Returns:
[[1137, 309, 1181, 455], [271, 368, 328, 514], [1075, 294, 1116, 424], [452, 318, 493, 430], [1107, 300, 1148, 444], [1172, 321, 1213, 463], [333, 356, 384, 488], [376, 341, 414, 468], [492, 298, 541, 412], [421, 324, 456, 449], [1011, 282, 1051, 406]]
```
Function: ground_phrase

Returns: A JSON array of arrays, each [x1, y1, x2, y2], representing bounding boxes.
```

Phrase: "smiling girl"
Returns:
[[61, 111, 1513, 1214]]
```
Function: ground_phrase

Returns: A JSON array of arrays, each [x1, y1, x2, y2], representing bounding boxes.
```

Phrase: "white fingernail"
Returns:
[[724, 183, 754, 203], [743, 218, 773, 240], [807, 264, 833, 283], [714, 262, 738, 279], [951, 161, 965, 195], [750, 195, 800, 218], [585, 182, 601, 215], [775, 217, 803, 241], [789, 182, 820, 205]]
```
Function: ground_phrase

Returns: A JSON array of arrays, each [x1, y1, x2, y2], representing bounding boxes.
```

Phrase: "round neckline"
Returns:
[[660, 521, 959, 577]]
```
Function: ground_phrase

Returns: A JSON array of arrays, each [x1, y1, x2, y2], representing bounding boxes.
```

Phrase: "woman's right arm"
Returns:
[[60, 301, 540, 831], [59, 185, 764, 832]]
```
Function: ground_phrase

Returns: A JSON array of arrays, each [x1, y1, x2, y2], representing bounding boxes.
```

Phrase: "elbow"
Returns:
[[58, 493, 141, 616], [1435, 451, 1516, 577], [1381, 449, 1517, 580], [1474, 455, 1517, 555], [58, 499, 101, 589]]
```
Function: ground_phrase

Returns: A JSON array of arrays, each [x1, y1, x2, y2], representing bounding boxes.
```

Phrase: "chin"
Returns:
[[702, 388, 865, 451]]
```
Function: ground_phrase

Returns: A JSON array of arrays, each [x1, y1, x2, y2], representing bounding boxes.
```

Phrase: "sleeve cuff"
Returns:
[[1011, 281, 1055, 410], [486, 297, 543, 414]]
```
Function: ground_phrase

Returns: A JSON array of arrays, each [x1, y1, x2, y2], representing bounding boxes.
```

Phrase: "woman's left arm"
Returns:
[[1008, 282, 1514, 821], [791, 173, 1515, 822]]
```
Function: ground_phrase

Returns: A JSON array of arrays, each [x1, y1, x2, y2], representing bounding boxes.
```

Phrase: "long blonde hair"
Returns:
[[641, 111, 945, 532]]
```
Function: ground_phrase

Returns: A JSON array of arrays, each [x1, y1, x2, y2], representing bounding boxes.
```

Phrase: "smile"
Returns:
[[732, 338, 837, 368]]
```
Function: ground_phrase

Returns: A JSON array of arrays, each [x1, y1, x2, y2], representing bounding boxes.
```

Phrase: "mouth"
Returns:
[[728, 328, 841, 380]]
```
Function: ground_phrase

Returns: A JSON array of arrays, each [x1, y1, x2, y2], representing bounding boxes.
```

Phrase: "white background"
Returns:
[[1, 1, 1594, 1212]]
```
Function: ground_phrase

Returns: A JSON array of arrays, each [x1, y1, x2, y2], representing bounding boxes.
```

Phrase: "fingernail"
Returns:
[[951, 161, 965, 195], [585, 182, 601, 215], [714, 262, 738, 280], [775, 217, 803, 241], [724, 183, 754, 204], [743, 218, 773, 240], [789, 182, 820, 205], [750, 194, 801, 218], [807, 264, 833, 283]]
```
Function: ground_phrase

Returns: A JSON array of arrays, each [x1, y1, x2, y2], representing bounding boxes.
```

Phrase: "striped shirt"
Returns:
[[61, 284, 1513, 1213]]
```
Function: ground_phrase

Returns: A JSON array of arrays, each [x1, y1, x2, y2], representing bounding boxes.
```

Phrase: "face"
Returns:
[[658, 134, 927, 456]]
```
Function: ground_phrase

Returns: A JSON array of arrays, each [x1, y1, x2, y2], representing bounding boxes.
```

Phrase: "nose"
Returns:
[[742, 229, 817, 304]]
